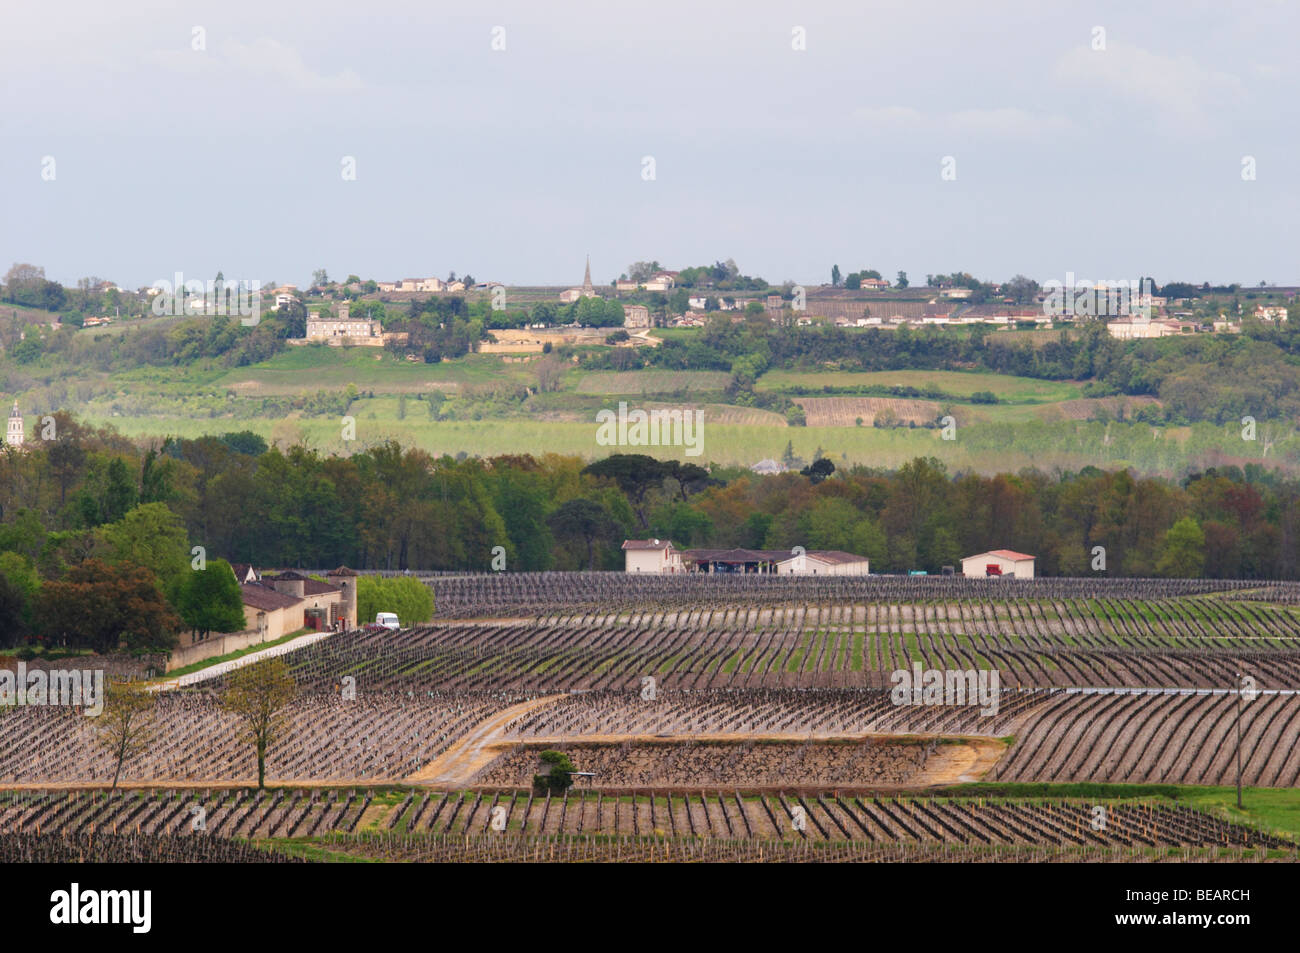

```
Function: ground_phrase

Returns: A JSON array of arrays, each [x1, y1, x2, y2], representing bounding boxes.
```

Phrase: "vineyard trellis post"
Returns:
[[1235, 671, 1244, 810]]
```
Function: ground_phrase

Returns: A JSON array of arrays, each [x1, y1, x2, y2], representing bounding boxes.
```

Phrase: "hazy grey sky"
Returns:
[[2, 0, 1296, 290]]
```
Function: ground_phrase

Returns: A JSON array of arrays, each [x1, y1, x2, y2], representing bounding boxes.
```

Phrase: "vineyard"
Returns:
[[793, 396, 940, 427], [1043, 395, 1163, 422], [1, 787, 1288, 847], [0, 693, 531, 785], [421, 572, 1278, 618], [6, 573, 1300, 862], [251, 597, 1300, 693]]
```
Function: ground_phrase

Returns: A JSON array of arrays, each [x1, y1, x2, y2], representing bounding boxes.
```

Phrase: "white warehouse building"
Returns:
[[775, 550, 871, 576], [961, 550, 1036, 579]]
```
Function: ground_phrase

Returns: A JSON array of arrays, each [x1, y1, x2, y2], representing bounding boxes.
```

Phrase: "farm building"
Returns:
[[775, 550, 870, 576], [681, 548, 789, 573], [961, 550, 1035, 578], [622, 539, 683, 573], [675, 547, 869, 575]]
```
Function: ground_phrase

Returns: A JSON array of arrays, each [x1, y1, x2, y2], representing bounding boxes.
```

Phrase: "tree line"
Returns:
[[6, 416, 1300, 653]]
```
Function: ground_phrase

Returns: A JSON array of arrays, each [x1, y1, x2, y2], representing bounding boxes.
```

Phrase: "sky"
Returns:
[[1, 0, 1296, 291]]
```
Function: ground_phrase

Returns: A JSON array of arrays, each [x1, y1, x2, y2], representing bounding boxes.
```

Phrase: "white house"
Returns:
[[961, 549, 1035, 579], [622, 539, 683, 573]]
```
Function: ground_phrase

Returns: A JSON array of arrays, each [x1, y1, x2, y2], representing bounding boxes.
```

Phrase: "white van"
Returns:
[[375, 612, 400, 631]]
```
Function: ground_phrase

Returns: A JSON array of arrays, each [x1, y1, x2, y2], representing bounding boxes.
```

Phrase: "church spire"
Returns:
[[5, 400, 22, 449], [582, 255, 594, 297]]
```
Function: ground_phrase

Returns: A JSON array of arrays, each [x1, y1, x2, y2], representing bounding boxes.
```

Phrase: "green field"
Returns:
[[81, 409, 1297, 475], [14, 328, 1300, 476], [212, 348, 533, 394], [757, 369, 1083, 403]]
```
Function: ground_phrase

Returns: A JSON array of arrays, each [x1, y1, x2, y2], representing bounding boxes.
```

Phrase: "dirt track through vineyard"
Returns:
[[405, 694, 566, 784]]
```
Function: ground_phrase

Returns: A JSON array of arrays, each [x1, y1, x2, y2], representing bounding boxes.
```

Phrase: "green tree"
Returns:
[[0, 509, 47, 559], [850, 517, 888, 568], [0, 552, 40, 645], [800, 458, 835, 484], [583, 454, 671, 528], [139, 449, 176, 504], [832, 265, 841, 287], [1157, 517, 1206, 577], [805, 498, 859, 551], [100, 457, 138, 524], [94, 503, 189, 598], [175, 558, 247, 641], [356, 575, 434, 626], [546, 498, 618, 569], [532, 749, 576, 794], [0, 575, 31, 648], [649, 502, 714, 548], [487, 463, 555, 571]]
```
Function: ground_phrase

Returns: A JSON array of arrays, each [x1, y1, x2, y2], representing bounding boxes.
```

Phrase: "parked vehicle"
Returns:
[[375, 612, 400, 631]]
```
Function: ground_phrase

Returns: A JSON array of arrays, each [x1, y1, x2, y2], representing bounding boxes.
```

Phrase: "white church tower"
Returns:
[[5, 401, 23, 448]]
